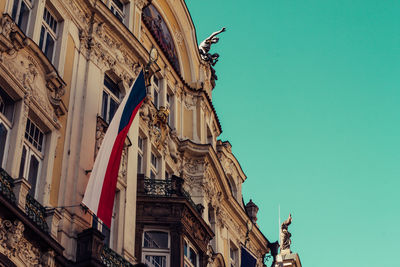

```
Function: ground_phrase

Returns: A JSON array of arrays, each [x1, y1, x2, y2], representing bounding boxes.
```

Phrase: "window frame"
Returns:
[[184, 239, 199, 267], [39, 7, 59, 63], [0, 91, 14, 169], [142, 229, 170, 267], [19, 118, 45, 198], [229, 242, 239, 267], [152, 76, 160, 109], [109, 0, 126, 23], [150, 152, 159, 179], [11, 0, 33, 34], [137, 135, 144, 174], [101, 75, 121, 124]]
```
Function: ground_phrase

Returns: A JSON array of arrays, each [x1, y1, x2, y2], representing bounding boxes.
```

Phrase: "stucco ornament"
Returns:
[[153, 106, 170, 149], [0, 219, 42, 266], [280, 213, 292, 251]]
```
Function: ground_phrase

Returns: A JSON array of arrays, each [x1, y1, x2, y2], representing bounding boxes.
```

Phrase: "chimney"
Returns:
[[245, 199, 259, 223]]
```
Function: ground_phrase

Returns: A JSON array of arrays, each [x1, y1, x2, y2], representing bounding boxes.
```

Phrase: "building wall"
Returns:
[[1, 0, 269, 266]]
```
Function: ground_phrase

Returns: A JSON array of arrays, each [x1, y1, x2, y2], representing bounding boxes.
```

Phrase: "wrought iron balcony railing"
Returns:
[[0, 168, 16, 203], [143, 178, 172, 196], [25, 194, 49, 233], [139, 175, 203, 214], [101, 245, 134, 267]]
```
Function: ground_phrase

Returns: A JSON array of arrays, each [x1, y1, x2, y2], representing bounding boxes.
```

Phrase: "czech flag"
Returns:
[[82, 70, 146, 227]]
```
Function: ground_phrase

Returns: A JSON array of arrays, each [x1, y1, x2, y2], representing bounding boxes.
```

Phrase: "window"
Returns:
[[137, 136, 144, 174], [11, 0, 32, 33], [184, 240, 198, 267], [142, 230, 170, 267], [230, 243, 238, 267], [19, 118, 45, 197], [166, 90, 174, 127], [109, 0, 125, 22], [150, 152, 159, 179], [0, 89, 14, 168], [39, 7, 58, 63], [152, 76, 160, 109], [102, 75, 121, 124]]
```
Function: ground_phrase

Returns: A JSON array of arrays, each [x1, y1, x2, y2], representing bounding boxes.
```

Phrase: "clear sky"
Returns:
[[186, 0, 400, 266]]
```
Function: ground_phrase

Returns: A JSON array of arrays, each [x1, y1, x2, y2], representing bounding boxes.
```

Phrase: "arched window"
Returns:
[[102, 74, 122, 124]]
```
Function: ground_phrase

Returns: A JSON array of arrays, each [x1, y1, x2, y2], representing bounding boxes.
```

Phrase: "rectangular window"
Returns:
[[143, 230, 170, 267], [11, 0, 32, 33], [137, 136, 144, 174], [0, 88, 14, 168], [230, 244, 238, 267], [184, 240, 198, 267], [20, 118, 45, 197], [39, 8, 58, 63], [152, 76, 160, 109], [102, 75, 121, 124], [150, 152, 159, 178], [110, 0, 125, 22], [166, 91, 174, 127]]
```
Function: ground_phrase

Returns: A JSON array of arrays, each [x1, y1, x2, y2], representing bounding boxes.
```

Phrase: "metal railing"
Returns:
[[0, 168, 16, 203], [143, 178, 172, 196], [101, 245, 134, 267], [25, 194, 49, 233]]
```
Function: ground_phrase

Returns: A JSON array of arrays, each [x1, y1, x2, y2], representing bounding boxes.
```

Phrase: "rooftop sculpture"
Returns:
[[199, 27, 226, 81], [280, 213, 292, 251]]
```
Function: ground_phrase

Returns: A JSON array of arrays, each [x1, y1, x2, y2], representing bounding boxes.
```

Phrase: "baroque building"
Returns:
[[0, 0, 271, 266]]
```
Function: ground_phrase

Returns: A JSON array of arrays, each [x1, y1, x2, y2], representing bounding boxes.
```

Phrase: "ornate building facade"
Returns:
[[0, 0, 270, 266]]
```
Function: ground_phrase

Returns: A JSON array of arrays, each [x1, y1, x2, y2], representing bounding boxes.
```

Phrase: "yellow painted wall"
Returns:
[[176, 99, 181, 133], [197, 103, 201, 140], [50, 34, 75, 206], [0, 1, 6, 13], [183, 108, 193, 139]]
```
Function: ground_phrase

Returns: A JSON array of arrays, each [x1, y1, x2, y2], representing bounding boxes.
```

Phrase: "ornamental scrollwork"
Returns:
[[0, 219, 42, 266]]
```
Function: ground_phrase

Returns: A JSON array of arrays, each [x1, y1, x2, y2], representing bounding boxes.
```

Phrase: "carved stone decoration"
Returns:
[[152, 107, 170, 149], [184, 93, 196, 109], [167, 130, 178, 162], [0, 219, 42, 266], [135, 0, 149, 10], [280, 213, 292, 252], [175, 30, 183, 46]]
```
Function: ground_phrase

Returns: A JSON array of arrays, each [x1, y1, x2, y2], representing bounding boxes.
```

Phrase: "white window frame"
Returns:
[[0, 118, 11, 169], [109, 0, 126, 23], [150, 152, 159, 179], [11, 0, 33, 33], [137, 135, 144, 174], [142, 230, 170, 267], [184, 239, 199, 267], [39, 7, 59, 64], [152, 76, 160, 109], [102, 75, 121, 124], [166, 88, 174, 128]]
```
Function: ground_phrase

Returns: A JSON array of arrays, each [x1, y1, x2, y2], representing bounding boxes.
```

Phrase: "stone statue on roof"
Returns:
[[199, 27, 226, 81], [280, 213, 292, 251]]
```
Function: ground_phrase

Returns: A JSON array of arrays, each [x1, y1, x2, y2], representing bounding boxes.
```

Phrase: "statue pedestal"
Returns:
[[275, 252, 302, 267]]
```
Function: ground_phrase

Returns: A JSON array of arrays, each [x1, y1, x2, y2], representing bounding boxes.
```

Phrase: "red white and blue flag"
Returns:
[[82, 70, 146, 227]]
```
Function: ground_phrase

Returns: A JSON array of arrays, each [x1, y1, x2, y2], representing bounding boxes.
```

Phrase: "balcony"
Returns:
[[76, 228, 135, 267], [137, 174, 204, 214], [0, 168, 16, 203]]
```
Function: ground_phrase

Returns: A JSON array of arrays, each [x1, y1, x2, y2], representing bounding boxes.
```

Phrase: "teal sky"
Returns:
[[187, 0, 400, 266]]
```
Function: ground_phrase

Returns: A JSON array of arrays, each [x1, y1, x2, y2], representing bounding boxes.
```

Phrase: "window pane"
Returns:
[[109, 98, 118, 123], [112, 0, 124, 10], [45, 33, 55, 62], [104, 76, 120, 98], [184, 241, 188, 257], [19, 146, 27, 178], [101, 91, 108, 121], [144, 255, 167, 267], [0, 123, 8, 167], [190, 248, 197, 265], [39, 26, 45, 50], [18, 1, 30, 33], [154, 90, 159, 108], [11, 0, 19, 20], [28, 154, 39, 195], [143, 231, 168, 248]]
